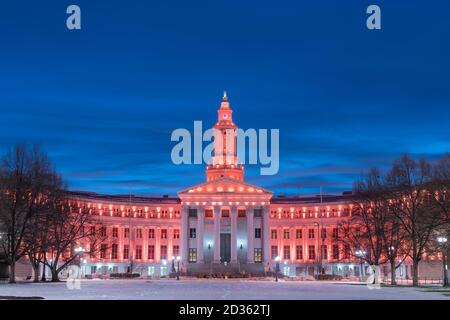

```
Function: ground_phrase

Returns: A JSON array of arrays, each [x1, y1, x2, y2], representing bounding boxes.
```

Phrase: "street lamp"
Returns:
[[274, 256, 281, 282], [355, 249, 366, 282], [176, 256, 181, 281], [437, 236, 448, 287]]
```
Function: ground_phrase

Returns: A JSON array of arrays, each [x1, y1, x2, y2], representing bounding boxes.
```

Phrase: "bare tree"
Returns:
[[386, 154, 445, 286], [43, 194, 108, 282], [338, 168, 389, 284], [0, 144, 59, 283], [431, 153, 450, 286]]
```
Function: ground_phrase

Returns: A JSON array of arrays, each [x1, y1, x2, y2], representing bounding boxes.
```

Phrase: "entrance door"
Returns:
[[220, 233, 231, 263]]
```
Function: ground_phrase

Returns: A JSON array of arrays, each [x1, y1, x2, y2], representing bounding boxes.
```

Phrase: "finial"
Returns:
[[223, 90, 228, 101]]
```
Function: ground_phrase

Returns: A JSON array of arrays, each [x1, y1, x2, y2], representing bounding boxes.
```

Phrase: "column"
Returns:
[[246, 206, 254, 263], [262, 206, 270, 264], [155, 227, 161, 262], [290, 227, 295, 263], [278, 227, 283, 260], [213, 206, 221, 263], [231, 206, 238, 263], [197, 207, 205, 263], [181, 206, 188, 263], [168, 227, 173, 260]]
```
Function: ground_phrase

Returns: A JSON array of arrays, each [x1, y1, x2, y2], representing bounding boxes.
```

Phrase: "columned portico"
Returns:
[[262, 206, 270, 265], [181, 206, 188, 264], [197, 207, 205, 263], [246, 206, 254, 263], [213, 206, 221, 263], [230, 206, 238, 263]]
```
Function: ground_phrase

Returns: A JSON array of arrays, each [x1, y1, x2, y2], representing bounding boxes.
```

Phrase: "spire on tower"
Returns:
[[222, 90, 228, 101]]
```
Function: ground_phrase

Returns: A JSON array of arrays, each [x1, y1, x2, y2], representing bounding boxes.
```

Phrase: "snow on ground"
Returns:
[[0, 279, 449, 300]]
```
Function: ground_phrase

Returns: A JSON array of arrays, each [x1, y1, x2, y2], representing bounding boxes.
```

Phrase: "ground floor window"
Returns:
[[135, 245, 142, 259], [308, 245, 316, 260], [296, 245, 303, 260], [148, 245, 155, 260], [123, 245, 129, 260], [160, 245, 167, 260], [271, 245, 278, 259], [111, 244, 118, 259], [90, 266, 97, 274], [283, 245, 290, 260], [254, 248, 262, 263], [189, 248, 197, 263]]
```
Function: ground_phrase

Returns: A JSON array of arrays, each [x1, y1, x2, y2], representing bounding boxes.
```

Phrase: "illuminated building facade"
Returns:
[[58, 95, 440, 280]]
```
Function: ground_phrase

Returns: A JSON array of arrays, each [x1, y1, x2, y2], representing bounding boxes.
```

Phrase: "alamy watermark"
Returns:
[[171, 121, 280, 175]]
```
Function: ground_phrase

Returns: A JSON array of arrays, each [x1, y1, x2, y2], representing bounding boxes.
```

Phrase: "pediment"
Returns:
[[178, 177, 272, 198]]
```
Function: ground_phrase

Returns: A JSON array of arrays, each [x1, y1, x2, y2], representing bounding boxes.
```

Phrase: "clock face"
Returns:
[[223, 113, 228, 119]]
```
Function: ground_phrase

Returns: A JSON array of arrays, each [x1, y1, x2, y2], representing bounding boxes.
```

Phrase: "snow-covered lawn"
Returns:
[[0, 279, 449, 300]]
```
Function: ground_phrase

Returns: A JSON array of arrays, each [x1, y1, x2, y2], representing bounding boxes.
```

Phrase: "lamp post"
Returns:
[[176, 256, 181, 281], [437, 236, 448, 287], [355, 249, 366, 282], [274, 256, 280, 282]]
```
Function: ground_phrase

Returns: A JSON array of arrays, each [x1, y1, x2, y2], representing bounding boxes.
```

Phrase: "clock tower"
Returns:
[[206, 92, 244, 181]]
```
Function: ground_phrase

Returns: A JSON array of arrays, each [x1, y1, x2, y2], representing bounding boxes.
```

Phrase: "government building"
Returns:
[[8, 94, 441, 281]]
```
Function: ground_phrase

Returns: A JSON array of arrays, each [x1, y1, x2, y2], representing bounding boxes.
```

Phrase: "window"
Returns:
[[221, 210, 230, 218], [188, 208, 197, 217], [308, 245, 316, 260], [100, 226, 107, 237], [283, 245, 290, 260], [91, 266, 97, 274], [149, 228, 155, 239], [100, 244, 107, 259], [296, 229, 302, 239], [321, 245, 328, 260], [283, 229, 290, 239], [333, 244, 339, 260], [190, 228, 196, 238], [160, 245, 167, 260], [238, 209, 246, 218], [161, 229, 167, 239], [255, 228, 261, 239], [173, 245, 180, 257], [136, 228, 142, 239], [148, 245, 155, 260], [254, 208, 263, 217], [321, 228, 327, 239], [173, 229, 180, 239], [135, 245, 142, 260], [123, 245, 129, 260], [90, 226, 96, 235], [271, 246, 278, 259], [124, 228, 130, 238], [189, 248, 197, 263], [332, 228, 339, 239], [111, 244, 118, 259], [271, 229, 277, 239], [112, 227, 118, 238], [254, 248, 262, 263], [205, 209, 213, 218], [296, 245, 303, 260], [308, 229, 315, 239]]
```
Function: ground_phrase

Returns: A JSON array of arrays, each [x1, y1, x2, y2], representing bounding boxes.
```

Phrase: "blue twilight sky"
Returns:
[[0, 1, 449, 197]]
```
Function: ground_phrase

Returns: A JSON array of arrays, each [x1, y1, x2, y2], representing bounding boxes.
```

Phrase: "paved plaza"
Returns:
[[0, 279, 449, 300]]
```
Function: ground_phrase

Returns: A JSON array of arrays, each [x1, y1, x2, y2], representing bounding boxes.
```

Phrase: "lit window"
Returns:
[[189, 248, 197, 263]]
